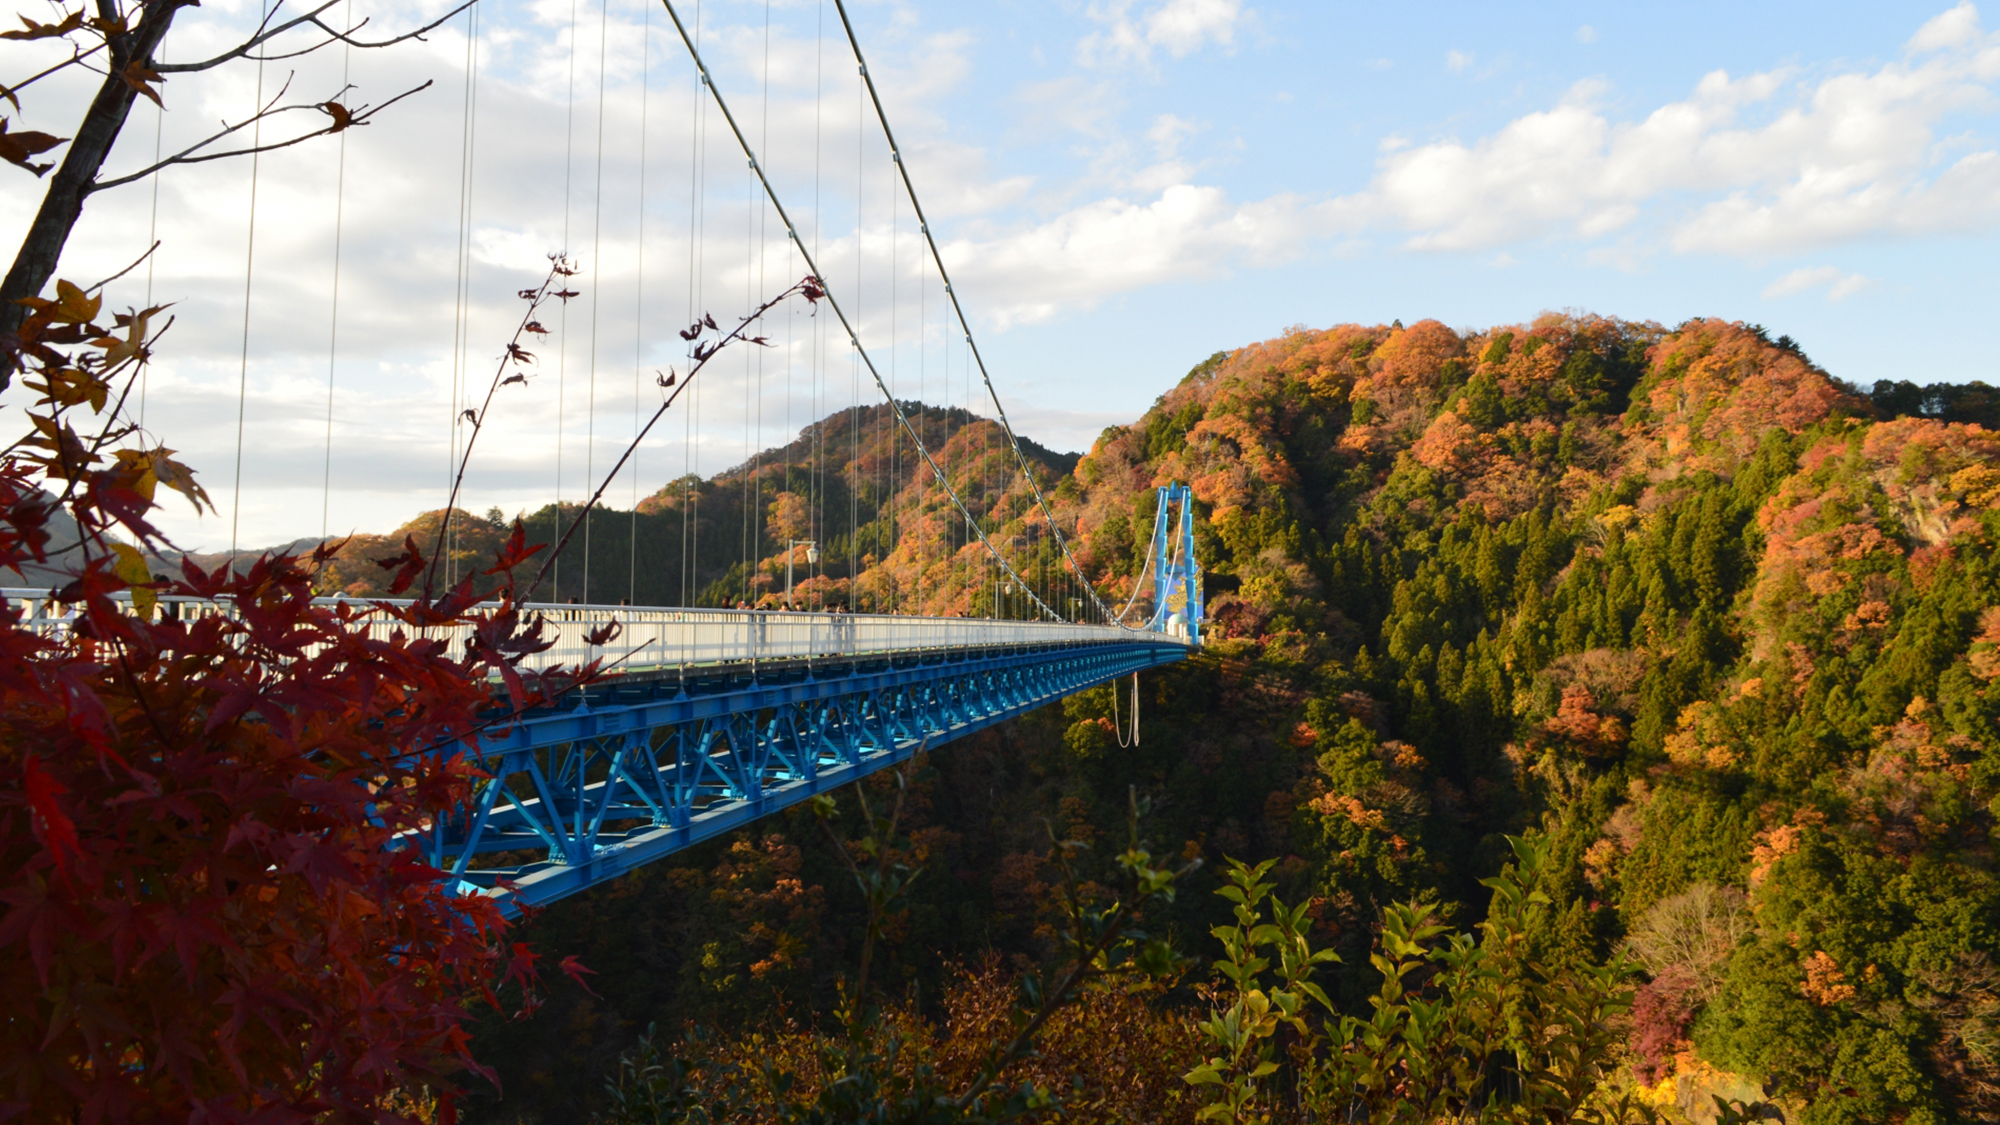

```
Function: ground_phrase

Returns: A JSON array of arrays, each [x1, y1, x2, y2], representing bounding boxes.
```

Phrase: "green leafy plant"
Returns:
[[1188, 834, 1658, 1125], [1184, 857, 1339, 1122]]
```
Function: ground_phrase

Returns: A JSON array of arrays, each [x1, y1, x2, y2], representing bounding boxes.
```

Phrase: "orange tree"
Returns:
[[0, 280, 578, 1122]]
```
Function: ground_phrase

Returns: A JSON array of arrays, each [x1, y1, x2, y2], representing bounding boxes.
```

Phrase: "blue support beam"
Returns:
[[422, 638, 1191, 914], [1150, 482, 1204, 644]]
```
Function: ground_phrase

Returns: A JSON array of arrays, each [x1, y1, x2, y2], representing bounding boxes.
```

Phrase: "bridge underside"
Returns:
[[422, 638, 1190, 913]]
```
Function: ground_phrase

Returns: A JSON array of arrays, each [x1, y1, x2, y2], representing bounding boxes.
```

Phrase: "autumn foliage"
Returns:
[[0, 282, 567, 1122]]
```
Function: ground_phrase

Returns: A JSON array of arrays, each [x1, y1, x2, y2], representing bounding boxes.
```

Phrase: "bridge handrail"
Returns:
[[0, 588, 1188, 670]]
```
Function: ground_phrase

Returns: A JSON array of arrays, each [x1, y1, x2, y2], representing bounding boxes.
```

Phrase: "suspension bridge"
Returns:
[[29, 0, 1211, 913]]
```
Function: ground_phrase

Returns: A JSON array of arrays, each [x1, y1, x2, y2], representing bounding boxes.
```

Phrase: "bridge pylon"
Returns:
[[1148, 482, 1203, 644]]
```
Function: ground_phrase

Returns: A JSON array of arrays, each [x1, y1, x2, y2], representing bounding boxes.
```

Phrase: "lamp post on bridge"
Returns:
[[786, 540, 819, 610]]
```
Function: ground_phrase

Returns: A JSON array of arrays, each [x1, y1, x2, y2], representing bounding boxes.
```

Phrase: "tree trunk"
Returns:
[[0, 1, 190, 388]]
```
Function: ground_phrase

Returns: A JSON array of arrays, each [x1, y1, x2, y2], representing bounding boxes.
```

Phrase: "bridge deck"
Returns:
[[4, 589, 1186, 670], [4, 587, 1192, 911]]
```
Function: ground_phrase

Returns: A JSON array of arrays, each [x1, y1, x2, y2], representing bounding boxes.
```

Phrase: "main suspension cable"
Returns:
[[658, 0, 1078, 624], [827, 0, 1119, 625]]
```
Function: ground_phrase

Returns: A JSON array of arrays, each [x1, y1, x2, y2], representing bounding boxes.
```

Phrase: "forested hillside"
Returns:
[[283, 400, 1074, 614], [422, 314, 2000, 1124]]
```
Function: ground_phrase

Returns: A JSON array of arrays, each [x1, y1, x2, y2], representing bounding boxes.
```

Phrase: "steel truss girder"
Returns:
[[418, 641, 1188, 914]]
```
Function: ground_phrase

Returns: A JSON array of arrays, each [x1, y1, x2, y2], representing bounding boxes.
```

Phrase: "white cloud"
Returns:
[[1910, 1, 1983, 51], [1762, 265, 1872, 300], [1079, 0, 1247, 66], [1148, 112, 1199, 157], [943, 184, 1319, 327], [1446, 49, 1474, 73], [1336, 4, 2000, 256], [1576, 25, 1598, 45]]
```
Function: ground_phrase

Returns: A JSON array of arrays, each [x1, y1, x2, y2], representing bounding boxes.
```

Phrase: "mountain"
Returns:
[[298, 312, 2000, 1124], [293, 401, 1077, 612], [1044, 314, 2000, 1122]]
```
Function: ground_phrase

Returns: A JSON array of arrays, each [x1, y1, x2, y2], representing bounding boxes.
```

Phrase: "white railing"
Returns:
[[1, 589, 1188, 671]]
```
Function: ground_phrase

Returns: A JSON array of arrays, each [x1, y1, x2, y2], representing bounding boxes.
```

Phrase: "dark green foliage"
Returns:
[[466, 315, 2000, 1124], [1871, 379, 2000, 429]]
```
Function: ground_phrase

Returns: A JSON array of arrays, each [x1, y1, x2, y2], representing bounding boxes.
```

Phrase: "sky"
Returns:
[[3, 0, 1998, 551]]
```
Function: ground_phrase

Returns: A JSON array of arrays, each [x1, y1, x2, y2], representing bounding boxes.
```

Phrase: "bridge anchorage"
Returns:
[[401, 482, 1206, 914]]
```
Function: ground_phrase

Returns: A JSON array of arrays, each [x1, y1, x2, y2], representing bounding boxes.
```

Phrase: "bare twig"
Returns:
[[90, 80, 430, 193], [2, 39, 108, 101], [522, 275, 822, 600], [154, 0, 480, 75], [423, 257, 576, 598], [82, 241, 160, 294]]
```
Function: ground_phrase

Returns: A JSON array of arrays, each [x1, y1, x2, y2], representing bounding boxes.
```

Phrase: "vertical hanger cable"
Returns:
[[583, 0, 611, 605], [229, 2, 271, 560], [141, 42, 163, 432], [812, 0, 825, 607], [321, 9, 351, 541], [830, 0, 1113, 623], [682, 0, 707, 605], [631, 0, 653, 606], [660, 0, 1070, 618], [445, 1, 480, 585], [555, 0, 582, 600]]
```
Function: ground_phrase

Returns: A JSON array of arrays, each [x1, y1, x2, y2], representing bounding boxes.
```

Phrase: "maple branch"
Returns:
[[89, 79, 429, 193], [521, 275, 822, 601], [43, 319, 183, 560], [154, 0, 479, 75], [82, 240, 159, 293], [423, 258, 574, 599], [3, 39, 108, 101]]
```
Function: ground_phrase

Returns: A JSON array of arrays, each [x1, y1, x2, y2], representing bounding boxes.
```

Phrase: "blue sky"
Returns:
[[4, 0, 1997, 548]]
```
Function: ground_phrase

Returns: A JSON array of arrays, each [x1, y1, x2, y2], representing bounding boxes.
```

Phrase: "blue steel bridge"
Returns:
[[380, 2, 1215, 915], [429, 605, 1192, 912], [51, 0, 1214, 914], [9, 484, 1202, 916], [418, 481, 1202, 913]]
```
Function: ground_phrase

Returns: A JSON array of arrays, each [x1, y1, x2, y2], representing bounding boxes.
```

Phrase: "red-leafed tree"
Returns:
[[0, 280, 575, 1122]]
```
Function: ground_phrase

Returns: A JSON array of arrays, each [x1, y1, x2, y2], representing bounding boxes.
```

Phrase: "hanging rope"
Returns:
[[229, 2, 272, 559], [737, 130, 752, 605], [1111, 672, 1140, 748], [852, 41, 862, 609], [681, 0, 706, 606], [554, 0, 581, 601], [631, 0, 653, 607], [740, 60, 757, 607], [813, 0, 827, 609], [141, 41, 163, 432], [444, 0, 480, 585], [887, 139, 898, 614], [321, 7, 351, 542], [583, 0, 611, 606], [752, 0, 772, 608]]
